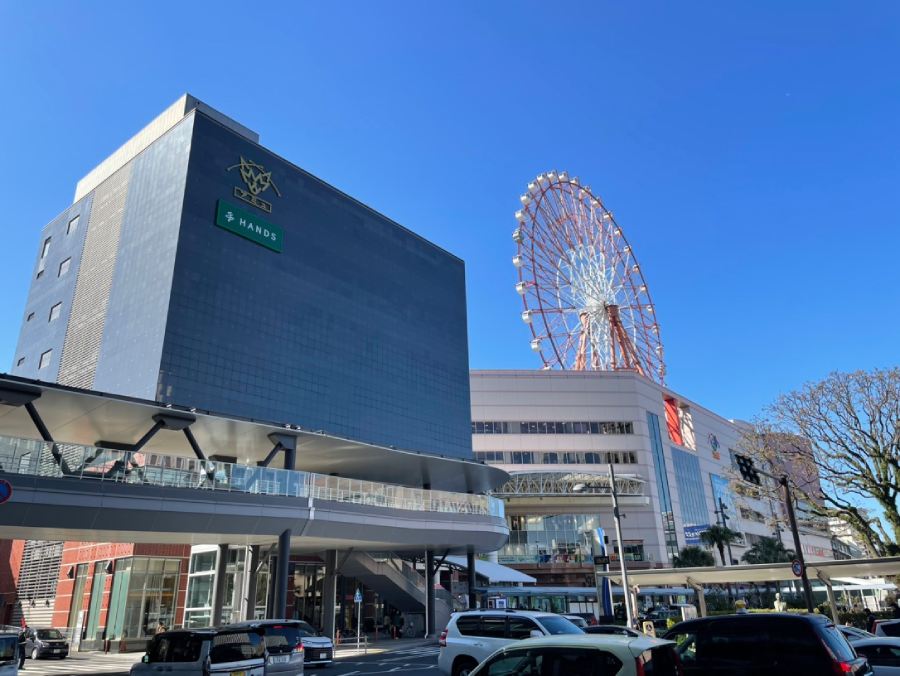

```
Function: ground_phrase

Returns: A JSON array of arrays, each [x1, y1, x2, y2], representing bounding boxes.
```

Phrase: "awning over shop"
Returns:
[[445, 556, 537, 584]]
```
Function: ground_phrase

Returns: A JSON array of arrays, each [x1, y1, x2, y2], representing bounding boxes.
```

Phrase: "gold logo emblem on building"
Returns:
[[227, 157, 282, 213]]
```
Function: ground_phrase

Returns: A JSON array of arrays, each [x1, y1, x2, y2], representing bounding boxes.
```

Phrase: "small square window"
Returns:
[[38, 349, 52, 370], [16, 357, 24, 367], [58, 258, 71, 277], [67, 215, 80, 234], [26, 312, 34, 322], [49, 303, 62, 322]]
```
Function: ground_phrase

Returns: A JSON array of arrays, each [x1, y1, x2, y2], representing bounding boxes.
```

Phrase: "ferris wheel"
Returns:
[[512, 171, 666, 384]]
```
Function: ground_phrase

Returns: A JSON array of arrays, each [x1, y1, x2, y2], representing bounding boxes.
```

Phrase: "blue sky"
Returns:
[[1, 1, 898, 422]]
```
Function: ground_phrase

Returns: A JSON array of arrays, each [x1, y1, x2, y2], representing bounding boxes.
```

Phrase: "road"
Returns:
[[19, 644, 441, 676]]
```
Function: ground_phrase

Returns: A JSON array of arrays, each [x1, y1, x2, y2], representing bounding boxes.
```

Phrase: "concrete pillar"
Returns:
[[425, 550, 435, 638], [322, 550, 338, 641], [245, 545, 260, 620], [274, 530, 291, 619], [211, 544, 229, 625], [818, 572, 840, 625], [466, 550, 477, 609]]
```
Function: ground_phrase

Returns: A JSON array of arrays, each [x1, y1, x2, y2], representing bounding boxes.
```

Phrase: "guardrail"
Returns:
[[0, 434, 505, 519]]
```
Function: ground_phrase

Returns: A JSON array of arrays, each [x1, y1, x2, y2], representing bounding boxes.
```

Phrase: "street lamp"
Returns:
[[608, 463, 635, 628]]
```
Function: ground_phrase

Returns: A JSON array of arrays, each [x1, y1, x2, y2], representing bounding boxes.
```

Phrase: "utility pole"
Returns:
[[608, 462, 634, 628], [714, 497, 735, 566], [734, 454, 814, 613]]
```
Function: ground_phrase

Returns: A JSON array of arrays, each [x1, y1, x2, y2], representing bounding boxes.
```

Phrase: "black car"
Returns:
[[24, 627, 69, 659], [663, 613, 871, 675]]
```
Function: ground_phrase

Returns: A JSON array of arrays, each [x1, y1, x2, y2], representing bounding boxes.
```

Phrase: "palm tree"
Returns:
[[673, 546, 715, 568], [741, 536, 795, 564], [700, 525, 740, 566]]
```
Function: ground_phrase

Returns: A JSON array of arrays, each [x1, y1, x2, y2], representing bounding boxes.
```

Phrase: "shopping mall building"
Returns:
[[0, 95, 507, 647], [471, 369, 837, 596]]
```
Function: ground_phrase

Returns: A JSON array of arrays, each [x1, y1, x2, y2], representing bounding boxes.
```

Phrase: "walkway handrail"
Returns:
[[0, 434, 505, 518]]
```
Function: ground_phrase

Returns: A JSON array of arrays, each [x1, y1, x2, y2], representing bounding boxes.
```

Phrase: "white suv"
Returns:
[[438, 610, 583, 676]]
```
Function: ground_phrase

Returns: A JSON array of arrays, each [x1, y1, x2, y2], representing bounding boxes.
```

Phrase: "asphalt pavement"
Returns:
[[17, 640, 441, 676]]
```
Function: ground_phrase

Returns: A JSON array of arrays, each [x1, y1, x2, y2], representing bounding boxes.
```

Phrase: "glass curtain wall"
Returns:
[[82, 562, 108, 648], [671, 448, 709, 545], [66, 563, 89, 639], [500, 514, 645, 564], [184, 547, 252, 627], [105, 557, 180, 642], [647, 412, 678, 559]]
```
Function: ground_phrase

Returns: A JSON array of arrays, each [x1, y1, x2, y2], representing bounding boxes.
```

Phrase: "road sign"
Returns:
[[0, 479, 12, 505], [791, 559, 804, 578], [593, 555, 610, 565], [354, 588, 362, 604]]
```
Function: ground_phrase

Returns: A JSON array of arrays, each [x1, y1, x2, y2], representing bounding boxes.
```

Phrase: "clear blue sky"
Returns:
[[1, 1, 898, 422]]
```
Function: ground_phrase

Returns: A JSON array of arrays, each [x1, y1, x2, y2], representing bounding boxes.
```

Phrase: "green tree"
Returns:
[[673, 546, 715, 568], [700, 525, 741, 566], [741, 536, 795, 564]]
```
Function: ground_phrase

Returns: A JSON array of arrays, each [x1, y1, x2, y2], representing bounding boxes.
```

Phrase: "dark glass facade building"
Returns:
[[12, 95, 472, 459]]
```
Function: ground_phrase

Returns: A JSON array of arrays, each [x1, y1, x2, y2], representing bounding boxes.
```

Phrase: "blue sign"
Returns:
[[791, 559, 804, 578], [354, 589, 363, 604], [684, 524, 710, 545], [0, 479, 12, 505]]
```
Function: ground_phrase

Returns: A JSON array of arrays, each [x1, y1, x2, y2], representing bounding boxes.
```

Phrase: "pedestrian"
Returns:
[[17, 626, 27, 670], [892, 602, 900, 619], [866, 609, 877, 634], [155, 620, 167, 634], [383, 614, 392, 639]]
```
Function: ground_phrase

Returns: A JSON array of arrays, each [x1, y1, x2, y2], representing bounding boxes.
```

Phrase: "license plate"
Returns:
[[230, 671, 246, 676], [319, 652, 327, 659], [270, 654, 289, 663]]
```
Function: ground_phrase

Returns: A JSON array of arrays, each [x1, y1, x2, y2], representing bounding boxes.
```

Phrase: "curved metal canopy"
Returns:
[[0, 374, 508, 493]]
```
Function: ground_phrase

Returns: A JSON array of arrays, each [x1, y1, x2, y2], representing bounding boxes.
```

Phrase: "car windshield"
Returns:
[[36, 629, 64, 640], [881, 622, 900, 637], [0, 637, 15, 661], [819, 623, 856, 661], [147, 634, 204, 663], [537, 616, 584, 635], [260, 624, 302, 654], [297, 621, 319, 637], [209, 631, 264, 664]]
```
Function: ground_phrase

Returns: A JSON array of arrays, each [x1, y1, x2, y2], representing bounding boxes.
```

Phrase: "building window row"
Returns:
[[475, 450, 638, 465], [473, 421, 634, 435]]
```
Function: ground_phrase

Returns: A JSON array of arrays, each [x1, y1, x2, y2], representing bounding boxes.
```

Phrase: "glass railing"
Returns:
[[0, 434, 505, 518]]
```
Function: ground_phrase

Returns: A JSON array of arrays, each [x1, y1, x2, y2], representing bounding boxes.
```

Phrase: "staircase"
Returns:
[[340, 552, 451, 634]]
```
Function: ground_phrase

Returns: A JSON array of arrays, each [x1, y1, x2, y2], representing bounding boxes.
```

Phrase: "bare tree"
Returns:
[[741, 368, 900, 557]]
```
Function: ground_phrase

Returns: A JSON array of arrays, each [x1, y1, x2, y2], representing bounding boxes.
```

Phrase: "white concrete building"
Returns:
[[471, 370, 834, 586]]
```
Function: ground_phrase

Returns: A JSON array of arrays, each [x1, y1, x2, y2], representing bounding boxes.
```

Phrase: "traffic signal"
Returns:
[[734, 454, 761, 485]]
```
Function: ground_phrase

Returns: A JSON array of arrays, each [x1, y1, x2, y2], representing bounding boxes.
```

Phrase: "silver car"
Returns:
[[226, 620, 324, 674]]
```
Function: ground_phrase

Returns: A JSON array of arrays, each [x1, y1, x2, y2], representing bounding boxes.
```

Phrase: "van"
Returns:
[[129, 628, 266, 676]]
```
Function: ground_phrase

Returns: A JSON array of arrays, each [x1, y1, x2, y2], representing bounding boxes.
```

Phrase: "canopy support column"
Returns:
[[687, 577, 707, 618], [817, 571, 840, 625]]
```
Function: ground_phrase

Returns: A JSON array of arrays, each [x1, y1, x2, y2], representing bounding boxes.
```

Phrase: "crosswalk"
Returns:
[[20, 652, 140, 675]]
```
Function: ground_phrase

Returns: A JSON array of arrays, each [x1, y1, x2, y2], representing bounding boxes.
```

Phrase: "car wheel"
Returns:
[[452, 657, 478, 676], [31, 647, 39, 660]]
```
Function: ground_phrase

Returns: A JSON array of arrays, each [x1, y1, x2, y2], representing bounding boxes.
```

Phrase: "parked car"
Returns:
[[23, 628, 68, 660], [130, 628, 266, 676], [225, 620, 308, 674], [876, 621, 900, 638], [664, 613, 872, 675], [468, 633, 683, 676], [438, 609, 584, 676], [843, 626, 877, 642], [0, 632, 18, 676], [562, 615, 589, 629], [852, 638, 900, 675], [583, 624, 642, 637]]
